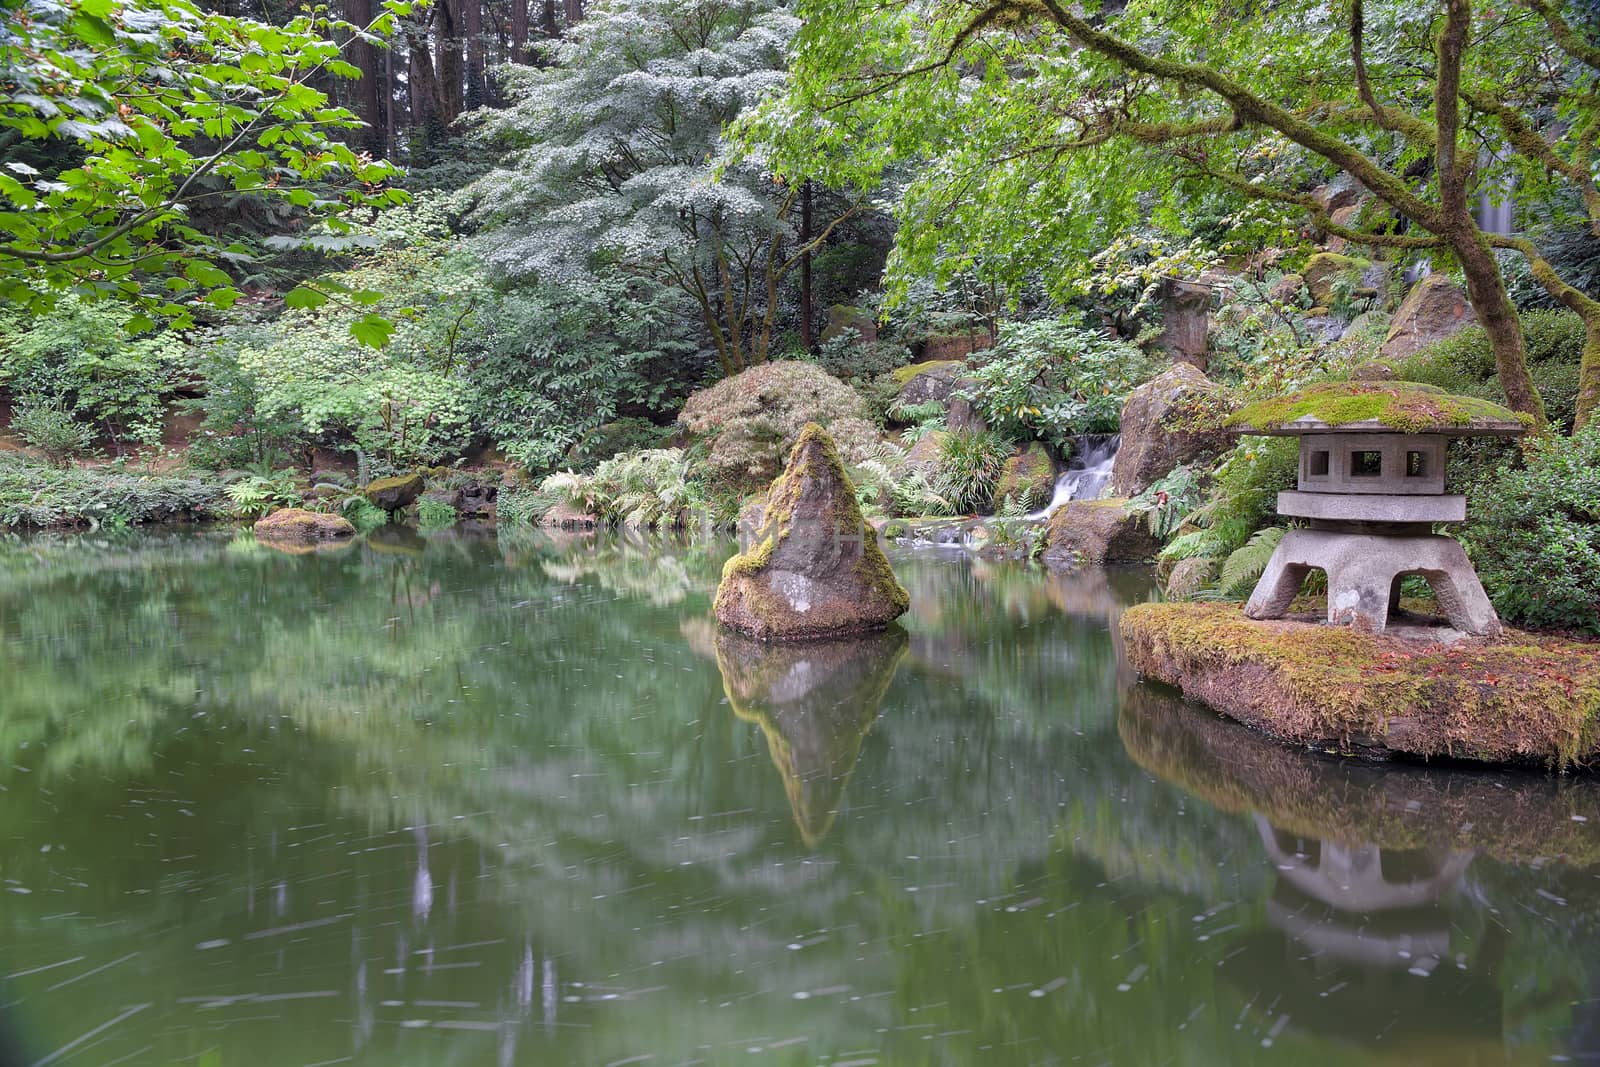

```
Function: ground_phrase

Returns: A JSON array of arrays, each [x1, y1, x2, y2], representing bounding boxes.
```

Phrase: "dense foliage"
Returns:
[[960, 319, 1155, 448], [1463, 425, 1600, 635], [0, 0, 406, 336]]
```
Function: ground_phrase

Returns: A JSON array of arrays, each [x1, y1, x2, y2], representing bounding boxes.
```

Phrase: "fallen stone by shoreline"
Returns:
[[1121, 601, 1600, 769]]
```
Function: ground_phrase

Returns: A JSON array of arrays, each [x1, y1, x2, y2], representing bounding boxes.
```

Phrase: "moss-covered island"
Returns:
[[714, 423, 911, 640], [1121, 601, 1600, 768], [1225, 380, 1528, 435]]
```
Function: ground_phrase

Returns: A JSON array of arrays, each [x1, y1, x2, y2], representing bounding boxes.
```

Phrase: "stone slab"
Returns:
[[1277, 491, 1465, 523]]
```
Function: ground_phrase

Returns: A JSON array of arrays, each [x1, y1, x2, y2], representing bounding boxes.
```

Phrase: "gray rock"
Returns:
[[1157, 278, 1213, 370], [1380, 275, 1474, 360], [1109, 363, 1231, 497], [1042, 501, 1160, 566]]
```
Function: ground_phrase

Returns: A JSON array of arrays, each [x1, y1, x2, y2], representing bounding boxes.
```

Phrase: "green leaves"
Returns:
[[349, 313, 396, 349], [284, 287, 331, 310], [0, 0, 404, 323]]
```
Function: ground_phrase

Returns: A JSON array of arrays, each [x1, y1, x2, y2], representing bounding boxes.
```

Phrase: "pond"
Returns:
[[0, 527, 1596, 1066]]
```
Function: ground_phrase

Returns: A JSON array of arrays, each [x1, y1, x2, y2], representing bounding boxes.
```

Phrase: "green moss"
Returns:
[[722, 534, 775, 579], [1121, 601, 1600, 767], [1226, 380, 1527, 434], [723, 423, 905, 593], [888, 359, 964, 387]]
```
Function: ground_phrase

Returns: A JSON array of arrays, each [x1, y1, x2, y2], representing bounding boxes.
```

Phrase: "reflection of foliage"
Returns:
[[0, 533, 1596, 1066]]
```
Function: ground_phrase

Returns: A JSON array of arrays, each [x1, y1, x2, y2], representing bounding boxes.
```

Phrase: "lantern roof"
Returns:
[[1226, 381, 1527, 436]]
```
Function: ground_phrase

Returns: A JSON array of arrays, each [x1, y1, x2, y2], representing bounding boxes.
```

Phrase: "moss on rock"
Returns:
[[995, 443, 1055, 511], [714, 423, 910, 640], [1121, 601, 1600, 768], [364, 472, 424, 512], [1226, 380, 1526, 435], [254, 507, 356, 544], [1302, 251, 1366, 305], [889, 359, 965, 388]]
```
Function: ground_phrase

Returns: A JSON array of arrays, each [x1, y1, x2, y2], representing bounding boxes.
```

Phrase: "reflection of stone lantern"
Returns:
[[1227, 382, 1524, 636]]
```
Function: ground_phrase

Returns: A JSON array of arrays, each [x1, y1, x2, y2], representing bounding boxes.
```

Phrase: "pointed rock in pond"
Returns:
[[714, 423, 910, 640]]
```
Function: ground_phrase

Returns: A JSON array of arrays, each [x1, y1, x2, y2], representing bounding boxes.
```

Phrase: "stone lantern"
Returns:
[[1227, 382, 1525, 636]]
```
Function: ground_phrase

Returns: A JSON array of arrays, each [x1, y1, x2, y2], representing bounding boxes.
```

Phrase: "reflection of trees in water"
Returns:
[[5, 531, 1599, 1063]]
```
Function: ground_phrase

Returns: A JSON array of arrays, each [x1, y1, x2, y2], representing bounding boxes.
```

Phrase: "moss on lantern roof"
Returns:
[[1225, 380, 1528, 435]]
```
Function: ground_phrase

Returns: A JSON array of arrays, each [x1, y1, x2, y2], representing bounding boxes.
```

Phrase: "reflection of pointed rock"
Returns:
[[716, 627, 907, 846], [1119, 683, 1600, 865]]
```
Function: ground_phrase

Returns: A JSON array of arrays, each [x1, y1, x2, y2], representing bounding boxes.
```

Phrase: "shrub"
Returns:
[[1392, 310, 1585, 431], [10, 398, 95, 466], [677, 362, 882, 492], [0, 299, 182, 447], [565, 417, 675, 470], [932, 430, 1014, 514], [806, 335, 911, 382], [536, 448, 706, 529], [0, 453, 226, 528], [1462, 425, 1600, 635], [1157, 437, 1300, 589], [224, 470, 301, 518], [958, 318, 1155, 449]]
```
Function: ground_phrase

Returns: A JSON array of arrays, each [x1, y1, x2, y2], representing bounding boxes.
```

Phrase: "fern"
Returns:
[[1218, 526, 1286, 598], [1160, 529, 1224, 561]]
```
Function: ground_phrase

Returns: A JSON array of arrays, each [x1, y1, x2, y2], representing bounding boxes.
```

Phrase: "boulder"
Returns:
[[1302, 252, 1365, 306], [1268, 274, 1305, 304], [820, 304, 878, 346], [995, 443, 1056, 511], [540, 502, 597, 529], [1163, 556, 1217, 599], [364, 472, 424, 513], [1108, 363, 1230, 497], [900, 430, 948, 477], [1312, 182, 1362, 213], [1157, 278, 1213, 369], [714, 423, 910, 640], [254, 508, 356, 544], [1323, 203, 1362, 253], [1302, 314, 1349, 343], [1380, 274, 1474, 359], [945, 378, 988, 433], [1042, 501, 1159, 566], [918, 330, 993, 362], [890, 360, 965, 408], [1351, 359, 1398, 381]]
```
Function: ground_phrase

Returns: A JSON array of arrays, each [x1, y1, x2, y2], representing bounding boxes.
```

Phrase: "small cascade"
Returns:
[[1030, 434, 1121, 518]]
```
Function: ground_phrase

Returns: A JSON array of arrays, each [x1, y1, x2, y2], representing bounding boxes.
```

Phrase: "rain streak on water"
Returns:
[[0, 527, 1596, 1066]]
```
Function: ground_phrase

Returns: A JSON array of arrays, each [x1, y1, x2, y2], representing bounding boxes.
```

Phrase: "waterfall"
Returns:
[[1029, 434, 1120, 518]]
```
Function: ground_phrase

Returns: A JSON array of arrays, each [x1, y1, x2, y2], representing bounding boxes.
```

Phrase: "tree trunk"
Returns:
[[435, 0, 464, 123], [540, 0, 557, 39], [344, 0, 384, 156], [799, 179, 814, 352], [1449, 229, 1547, 428], [384, 45, 396, 158], [562, 0, 582, 28], [464, 0, 485, 109], [1578, 318, 1600, 432], [509, 0, 528, 60]]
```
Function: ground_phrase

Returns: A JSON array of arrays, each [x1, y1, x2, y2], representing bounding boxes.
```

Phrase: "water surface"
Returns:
[[0, 527, 1596, 1066]]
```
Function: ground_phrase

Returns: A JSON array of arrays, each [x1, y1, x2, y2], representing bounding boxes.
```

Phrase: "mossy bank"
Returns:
[[1121, 601, 1600, 768]]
